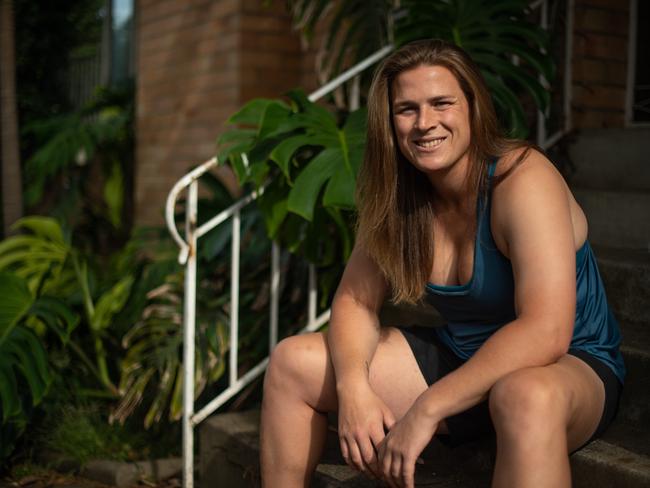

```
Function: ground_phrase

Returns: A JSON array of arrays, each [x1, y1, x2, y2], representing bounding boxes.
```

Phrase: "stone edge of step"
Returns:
[[571, 438, 650, 486]]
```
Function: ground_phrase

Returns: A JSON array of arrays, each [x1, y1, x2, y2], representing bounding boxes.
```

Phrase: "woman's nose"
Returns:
[[415, 107, 437, 131]]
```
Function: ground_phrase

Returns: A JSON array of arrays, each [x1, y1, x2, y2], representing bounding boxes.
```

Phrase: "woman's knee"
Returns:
[[489, 368, 569, 437], [264, 333, 329, 396]]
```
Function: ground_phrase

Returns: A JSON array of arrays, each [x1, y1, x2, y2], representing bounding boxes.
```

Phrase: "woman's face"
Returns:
[[391, 64, 471, 177]]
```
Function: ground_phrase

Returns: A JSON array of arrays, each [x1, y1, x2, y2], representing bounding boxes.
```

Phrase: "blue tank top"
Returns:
[[425, 161, 626, 383]]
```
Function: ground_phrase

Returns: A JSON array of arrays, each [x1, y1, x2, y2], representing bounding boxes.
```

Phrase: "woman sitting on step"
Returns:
[[260, 39, 625, 488]]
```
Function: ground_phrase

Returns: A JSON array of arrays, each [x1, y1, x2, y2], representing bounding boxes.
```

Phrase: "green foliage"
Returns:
[[218, 90, 363, 264], [0, 272, 80, 417], [42, 405, 144, 465], [22, 85, 134, 242], [0, 217, 121, 403], [0, 217, 73, 296], [112, 274, 228, 428], [0, 216, 183, 460], [23, 107, 130, 207], [0, 272, 78, 459]]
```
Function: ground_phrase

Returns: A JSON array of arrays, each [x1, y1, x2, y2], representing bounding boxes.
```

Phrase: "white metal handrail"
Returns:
[[165, 3, 572, 485]]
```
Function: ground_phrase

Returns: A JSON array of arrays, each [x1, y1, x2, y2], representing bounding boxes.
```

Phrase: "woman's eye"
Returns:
[[396, 107, 415, 115]]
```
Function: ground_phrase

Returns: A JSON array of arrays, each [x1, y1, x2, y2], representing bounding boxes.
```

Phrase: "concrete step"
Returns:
[[567, 128, 650, 191], [200, 401, 650, 487], [574, 189, 650, 250], [571, 440, 650, 488], [596, 247, 650, 328], [199, 410, 482, 487]]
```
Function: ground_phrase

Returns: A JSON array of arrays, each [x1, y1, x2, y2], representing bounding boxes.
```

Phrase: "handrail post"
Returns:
[[230, 209, 241, 386], [308, 264, 317, 327], [182, 180, 198, 488], [270, 242, 280, 351]]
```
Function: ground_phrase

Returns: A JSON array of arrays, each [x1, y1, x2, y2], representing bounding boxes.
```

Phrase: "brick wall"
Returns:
[[572, 0, 631, 128], [135, 0, 314, 225]]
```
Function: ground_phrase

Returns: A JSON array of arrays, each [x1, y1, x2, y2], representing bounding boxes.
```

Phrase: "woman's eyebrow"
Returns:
[[392, 100, 417, 109], [392, 95, 455, 107]]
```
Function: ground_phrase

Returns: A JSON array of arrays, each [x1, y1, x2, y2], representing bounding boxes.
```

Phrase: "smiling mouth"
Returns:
[[414, 137, 446, 149]]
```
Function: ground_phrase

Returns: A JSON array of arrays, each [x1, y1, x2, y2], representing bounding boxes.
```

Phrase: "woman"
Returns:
[[260, 39, 624, 488]]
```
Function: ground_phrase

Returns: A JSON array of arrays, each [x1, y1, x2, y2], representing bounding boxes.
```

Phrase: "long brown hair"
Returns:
[[356, 39, 530, 304]]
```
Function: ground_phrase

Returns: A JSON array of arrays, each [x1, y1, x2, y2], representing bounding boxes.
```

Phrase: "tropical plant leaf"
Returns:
[[0, 273, 33, 346], [323, 166, 355, 209], [0, 217, 71, 295], [7, 328, 51, 403], [112, 275, 228, 427], [287, 148, 341, 221], [258, 181, 290, 239], [91, 276, 135, 333], [0, 326, 52, 423], [23, 103, 130, 206], [269, 134, 331, 180], [13, 216, 66, 243], [28, 296, 79, 345], [0, 366, 20, 422]]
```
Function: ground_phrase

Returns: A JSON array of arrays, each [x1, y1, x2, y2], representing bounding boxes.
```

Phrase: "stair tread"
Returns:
[[571, 439, 650, 487], [602, 422, 650, 458], [200, 408, 650, 487]]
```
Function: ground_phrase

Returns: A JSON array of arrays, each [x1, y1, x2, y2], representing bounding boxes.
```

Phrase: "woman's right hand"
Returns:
[[337, 380, 396, 478]]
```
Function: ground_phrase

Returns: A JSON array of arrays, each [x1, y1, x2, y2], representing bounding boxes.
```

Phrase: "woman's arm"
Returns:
[[328, 244, 387, 389], [328, 244, 396, 475]]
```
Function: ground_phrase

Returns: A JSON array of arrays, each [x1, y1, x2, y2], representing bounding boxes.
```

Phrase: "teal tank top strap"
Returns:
[[487, 157, 498, 179]]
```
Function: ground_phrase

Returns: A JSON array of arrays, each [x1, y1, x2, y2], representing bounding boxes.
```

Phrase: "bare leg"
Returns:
[[260, 333, 335, 488], [260, 328, 429, 488], [490, 354, 606, 488]]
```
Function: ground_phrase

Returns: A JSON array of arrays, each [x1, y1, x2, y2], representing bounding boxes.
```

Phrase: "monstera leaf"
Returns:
[[218, 90, 365, 262], [0, 272, 78, 423], [0, 216, 74, 296]]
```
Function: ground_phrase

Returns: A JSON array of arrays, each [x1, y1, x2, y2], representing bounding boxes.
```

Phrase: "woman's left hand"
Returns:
[[377, 403, 439, 488]]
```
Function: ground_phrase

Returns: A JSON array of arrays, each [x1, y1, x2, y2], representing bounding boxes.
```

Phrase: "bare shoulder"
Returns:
[[495, 146, 563, 184], [492, 146, 567, 202], [491, 147, 574, 255]]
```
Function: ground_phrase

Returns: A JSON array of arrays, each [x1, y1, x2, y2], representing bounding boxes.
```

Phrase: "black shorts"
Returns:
[[398, 326, 622, 448]]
